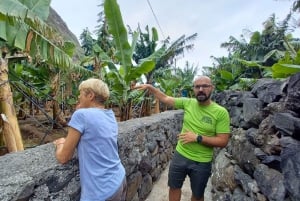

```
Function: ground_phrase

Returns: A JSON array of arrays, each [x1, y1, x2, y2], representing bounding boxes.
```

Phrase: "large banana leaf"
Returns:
[[102, 0, 169, 120], [19, 0, 50, 21], [0, 0, 29, 20], [220, 70, 234, 80], [130, 31, 139, 58], [103, 0, 167, 84], [126, 61, 155, 83], [272, 63, 300, 78], [0, 0, 73, 68], [124, 47, 166, 82], [104, 0, 132, 75], [1, 19, 27, 49]]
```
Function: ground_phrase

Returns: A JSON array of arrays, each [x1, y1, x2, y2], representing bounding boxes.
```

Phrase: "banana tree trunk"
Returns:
[[51, 73, 67, 128], [140, 96, 152, 117], [0, 58, 24, 152], [154, 98, 160, 114], [119, 103, 131, 122]]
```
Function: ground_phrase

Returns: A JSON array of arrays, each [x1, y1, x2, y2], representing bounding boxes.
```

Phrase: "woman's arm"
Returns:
[[54, 127, 81, 164]]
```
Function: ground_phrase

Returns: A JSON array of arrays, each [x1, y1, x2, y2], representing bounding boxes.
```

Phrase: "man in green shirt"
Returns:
[[135, 76, 230, 201]]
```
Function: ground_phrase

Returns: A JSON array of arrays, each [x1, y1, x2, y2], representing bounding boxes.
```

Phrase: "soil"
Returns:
[[1, 106, 119, 156], [20, 121, 67, 148], [0, 105, 156, 156], [0, 114, 68, 156]]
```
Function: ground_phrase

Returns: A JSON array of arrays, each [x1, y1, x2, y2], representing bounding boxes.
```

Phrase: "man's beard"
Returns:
[[196, 92, 211, 102]]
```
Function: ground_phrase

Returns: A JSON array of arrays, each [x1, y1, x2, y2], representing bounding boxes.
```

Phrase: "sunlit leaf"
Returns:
[[220, 70, 233, 80], [272, 63, 300, 78]]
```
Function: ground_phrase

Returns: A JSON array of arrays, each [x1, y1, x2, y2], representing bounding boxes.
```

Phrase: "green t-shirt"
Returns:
[[174, 98, 230, 162]]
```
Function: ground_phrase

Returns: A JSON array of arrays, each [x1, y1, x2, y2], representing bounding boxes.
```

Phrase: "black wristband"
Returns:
[[197, 135, 202, 144]]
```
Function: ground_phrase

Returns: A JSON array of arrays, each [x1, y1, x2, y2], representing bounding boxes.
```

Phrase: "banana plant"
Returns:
[[0, 0, 74, 67], [271, 50, 300, 78], [102, 0, 165, 121], [155, 68, 181, 111], [0, 0, 77, 151]]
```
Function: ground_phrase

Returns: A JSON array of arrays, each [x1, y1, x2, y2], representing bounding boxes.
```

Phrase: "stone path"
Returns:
[[145, 163, 212, 201]]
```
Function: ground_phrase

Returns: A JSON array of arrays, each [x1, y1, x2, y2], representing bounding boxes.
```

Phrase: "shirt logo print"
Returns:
[[201, 116, 212, 125]]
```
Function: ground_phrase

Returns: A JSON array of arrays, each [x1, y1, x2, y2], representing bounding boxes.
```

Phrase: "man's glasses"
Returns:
[[193, 84, 212, 89]]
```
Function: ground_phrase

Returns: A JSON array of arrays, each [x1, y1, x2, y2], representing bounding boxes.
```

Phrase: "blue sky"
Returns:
[[51, 0, 299, 72]]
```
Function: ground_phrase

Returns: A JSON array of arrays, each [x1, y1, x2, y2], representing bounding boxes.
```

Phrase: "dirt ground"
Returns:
[[19, 120, 67, 149], [0, 115, 68, 156]]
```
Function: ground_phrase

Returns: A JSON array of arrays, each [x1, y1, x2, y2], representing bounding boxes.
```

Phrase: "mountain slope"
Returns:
[[47, 7, 84, 61]]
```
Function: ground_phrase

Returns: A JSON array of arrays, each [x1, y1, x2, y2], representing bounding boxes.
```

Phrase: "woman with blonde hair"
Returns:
[[54, 78, 126, 201]]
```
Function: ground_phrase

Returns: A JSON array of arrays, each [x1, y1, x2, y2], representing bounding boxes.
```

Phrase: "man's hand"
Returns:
[[178, 131, 197, 144], [132, 84, 150, 91]]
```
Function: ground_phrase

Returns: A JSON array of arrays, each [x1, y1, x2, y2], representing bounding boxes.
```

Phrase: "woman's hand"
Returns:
[[53, 137, 66, 146]]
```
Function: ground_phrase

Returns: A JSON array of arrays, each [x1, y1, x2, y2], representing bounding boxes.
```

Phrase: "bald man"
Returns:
[[134, 76, 230, 201]]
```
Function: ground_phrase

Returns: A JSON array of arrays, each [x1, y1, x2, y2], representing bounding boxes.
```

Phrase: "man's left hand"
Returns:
[[178, 131, 197, 144]]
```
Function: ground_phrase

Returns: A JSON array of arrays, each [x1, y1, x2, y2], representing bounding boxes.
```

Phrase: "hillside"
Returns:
[[46, 7, 84, 61]]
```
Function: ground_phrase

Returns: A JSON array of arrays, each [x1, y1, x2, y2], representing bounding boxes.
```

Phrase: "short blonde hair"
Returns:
[[79, 78, 109, 103]]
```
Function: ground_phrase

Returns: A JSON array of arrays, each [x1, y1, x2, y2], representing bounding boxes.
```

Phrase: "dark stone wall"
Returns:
[[1, 72, 300, 201], [210, 73, 300, 201], [0, 110, 183, 201]]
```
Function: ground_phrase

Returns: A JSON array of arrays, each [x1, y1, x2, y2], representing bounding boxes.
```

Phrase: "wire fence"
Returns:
[[1, 71, 68, 148]]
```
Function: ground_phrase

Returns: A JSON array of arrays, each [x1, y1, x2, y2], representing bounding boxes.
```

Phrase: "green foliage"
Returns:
[[79, 28, 95, 56], [205, 10, 299, 91], [9, 61, 52, 106], [220, 70, 234, 81], [132, 25, 159, 64], [0, 0, 73, 68], [100, 0, 167, 120], [272, 50, 300, 78], [155, 69, 181, 97], [229, 78, 257, 91], [172, 62, 199, 97], [152, 62, 198, 98], [104, 0, 131, 74], [272, 63, 300, 77]]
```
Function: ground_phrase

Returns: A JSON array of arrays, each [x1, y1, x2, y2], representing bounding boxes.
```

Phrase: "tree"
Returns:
[[130, 25, 197, 115], [174, 61, 199, 97], [132, 27, 198, 84], [100, 0, 166, 121], [0, 0, 76, 151], [80, 28, 95, 56], [205, 12, 299, 91]]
